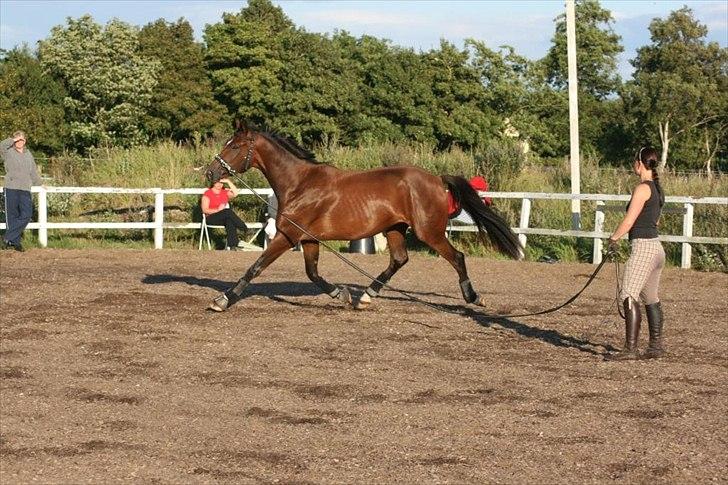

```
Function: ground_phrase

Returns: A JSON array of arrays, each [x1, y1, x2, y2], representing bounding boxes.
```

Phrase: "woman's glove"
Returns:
[[264, 218, 277, 239]]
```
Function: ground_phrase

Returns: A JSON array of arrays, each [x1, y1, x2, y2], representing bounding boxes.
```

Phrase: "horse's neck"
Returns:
[[257, 144, 318, 203]]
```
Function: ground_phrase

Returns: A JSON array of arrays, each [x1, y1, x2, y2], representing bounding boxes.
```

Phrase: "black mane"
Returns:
[[238, 125, 321, 164]]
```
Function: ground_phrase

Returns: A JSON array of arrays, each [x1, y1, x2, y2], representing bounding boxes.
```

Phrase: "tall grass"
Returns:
[[34, 138, 727, 270]]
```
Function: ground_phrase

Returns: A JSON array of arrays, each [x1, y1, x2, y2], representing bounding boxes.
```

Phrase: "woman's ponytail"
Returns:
[[652, 165, 666, 207], [638, 146, 665, 207]]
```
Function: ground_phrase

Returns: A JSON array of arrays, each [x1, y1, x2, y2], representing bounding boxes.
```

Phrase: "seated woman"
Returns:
[[201, 178, 248, 250]]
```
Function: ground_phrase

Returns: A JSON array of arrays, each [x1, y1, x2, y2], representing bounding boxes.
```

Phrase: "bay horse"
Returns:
[[204, 123, 523, 312]]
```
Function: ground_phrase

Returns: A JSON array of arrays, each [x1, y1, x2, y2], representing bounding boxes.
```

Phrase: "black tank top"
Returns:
[[628, 181, 661, 240]]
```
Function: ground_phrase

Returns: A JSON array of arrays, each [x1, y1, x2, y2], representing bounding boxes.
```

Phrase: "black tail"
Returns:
[[443, 175, 523, 260]]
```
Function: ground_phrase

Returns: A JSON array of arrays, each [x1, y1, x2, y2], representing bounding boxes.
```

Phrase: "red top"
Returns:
[[203, 188, 230, 211], [469, 176, 492, 206], [447, 176, 492, 217]]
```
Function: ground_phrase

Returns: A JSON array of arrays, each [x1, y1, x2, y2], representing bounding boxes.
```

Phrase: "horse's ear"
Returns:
[[233, 119, 249, 133]]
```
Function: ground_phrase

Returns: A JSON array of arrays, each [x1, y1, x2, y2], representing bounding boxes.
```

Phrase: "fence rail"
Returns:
[[1, 186, 726, 269]]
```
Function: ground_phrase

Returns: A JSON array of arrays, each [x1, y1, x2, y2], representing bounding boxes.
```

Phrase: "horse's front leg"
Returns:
[[302, 241, 352, 305], [209, 233, 293, 312]]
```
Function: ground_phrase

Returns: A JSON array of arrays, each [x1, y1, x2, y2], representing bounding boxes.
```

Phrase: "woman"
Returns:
[[606, 147, 666, 361], [201, 178, 248, 250]]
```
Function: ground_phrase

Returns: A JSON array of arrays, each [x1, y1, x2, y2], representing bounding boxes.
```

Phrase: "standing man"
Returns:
[[2, 131, 43, 251]]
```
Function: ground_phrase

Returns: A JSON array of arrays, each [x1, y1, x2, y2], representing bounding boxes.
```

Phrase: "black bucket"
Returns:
[[349, 237, 375, 254]]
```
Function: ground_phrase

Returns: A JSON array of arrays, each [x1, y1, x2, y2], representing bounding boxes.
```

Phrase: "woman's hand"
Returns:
[[223, 178, 239, 197], [606, 238, 619, 257], [264, 218, 277, 238]]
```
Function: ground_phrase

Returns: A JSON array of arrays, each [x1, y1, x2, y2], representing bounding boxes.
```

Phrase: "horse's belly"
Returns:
[[309, 205, 402, 241]]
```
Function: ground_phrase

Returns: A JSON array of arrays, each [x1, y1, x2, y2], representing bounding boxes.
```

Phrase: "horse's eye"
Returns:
[[231, 144, 240, 149]]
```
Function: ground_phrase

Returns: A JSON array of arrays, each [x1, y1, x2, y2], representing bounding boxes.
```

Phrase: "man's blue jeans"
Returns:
[[3, 188, 33, 244]]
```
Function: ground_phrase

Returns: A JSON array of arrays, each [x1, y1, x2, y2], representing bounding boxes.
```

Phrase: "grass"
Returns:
[[12, 137, 725, 271]]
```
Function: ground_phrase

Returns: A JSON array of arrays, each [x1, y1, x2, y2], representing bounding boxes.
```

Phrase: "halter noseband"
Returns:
[[215, 134, 256, 176]]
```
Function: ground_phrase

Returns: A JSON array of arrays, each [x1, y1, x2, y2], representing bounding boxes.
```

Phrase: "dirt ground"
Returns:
[[1, 248, 726, 484]]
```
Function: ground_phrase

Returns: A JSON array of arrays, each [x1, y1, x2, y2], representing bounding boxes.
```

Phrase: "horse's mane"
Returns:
[[240, 125, 322, 165]]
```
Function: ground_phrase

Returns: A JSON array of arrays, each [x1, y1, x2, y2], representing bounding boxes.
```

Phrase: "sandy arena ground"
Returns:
[[1, 248, 726, 484]]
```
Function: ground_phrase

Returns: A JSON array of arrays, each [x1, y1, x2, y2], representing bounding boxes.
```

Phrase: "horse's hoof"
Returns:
[[473, 295, 487, 307], [354, 293, 371, 310], [209, 294, 229, 312], [337, 286, 353, 306]]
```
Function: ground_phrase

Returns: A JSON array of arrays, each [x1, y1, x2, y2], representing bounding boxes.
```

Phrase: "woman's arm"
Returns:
[[609, 184, 651, 241], [201, 195, 220, 216], [222, 178, 239, 198]]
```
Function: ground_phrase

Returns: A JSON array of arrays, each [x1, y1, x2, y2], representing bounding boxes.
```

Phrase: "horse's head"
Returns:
[[205, 121, 258, 184]]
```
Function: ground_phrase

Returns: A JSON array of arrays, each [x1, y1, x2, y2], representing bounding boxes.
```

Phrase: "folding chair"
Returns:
[[198, 207, 264, 251], [198, 213, 226, 250]]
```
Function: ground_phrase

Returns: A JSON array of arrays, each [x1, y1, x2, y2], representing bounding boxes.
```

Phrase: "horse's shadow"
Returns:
[[142, 274, 616, 356], [141, 275, 460, 300], [141, 274, 320, 297]]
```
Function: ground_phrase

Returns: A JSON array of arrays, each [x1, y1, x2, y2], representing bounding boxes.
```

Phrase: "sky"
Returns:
[[1, 0, 726, 79]]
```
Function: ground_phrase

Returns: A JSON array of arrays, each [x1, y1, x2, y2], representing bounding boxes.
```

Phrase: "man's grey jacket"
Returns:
[[1, 138, 42, 191]]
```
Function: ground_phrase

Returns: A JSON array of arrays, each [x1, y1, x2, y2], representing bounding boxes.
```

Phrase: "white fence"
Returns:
[[0, 186, 726, 269]]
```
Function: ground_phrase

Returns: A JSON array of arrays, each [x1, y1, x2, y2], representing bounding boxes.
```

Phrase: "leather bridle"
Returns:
[[214, 134, 256, 177]]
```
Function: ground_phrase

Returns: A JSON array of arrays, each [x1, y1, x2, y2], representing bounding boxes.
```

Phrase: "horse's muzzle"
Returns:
[[205, 169, 219, 184]]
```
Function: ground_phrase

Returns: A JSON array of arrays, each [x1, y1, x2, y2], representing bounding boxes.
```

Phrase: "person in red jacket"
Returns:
[[201, 178, 248, 250]]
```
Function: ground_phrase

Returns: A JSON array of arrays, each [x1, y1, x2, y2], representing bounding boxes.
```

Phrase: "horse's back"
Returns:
[[337, 165, 443, 191]]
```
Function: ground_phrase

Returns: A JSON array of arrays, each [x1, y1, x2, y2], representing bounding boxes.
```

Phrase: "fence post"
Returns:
[[592, 200, 605, 264], [154, 189, 164, 249], [518, 198, 531, 249], [681, 202, 694, 269], [38, 187, 48, 247]]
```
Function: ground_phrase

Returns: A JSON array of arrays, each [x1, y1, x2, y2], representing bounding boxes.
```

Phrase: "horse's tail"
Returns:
[[442, 175, 523, 260]]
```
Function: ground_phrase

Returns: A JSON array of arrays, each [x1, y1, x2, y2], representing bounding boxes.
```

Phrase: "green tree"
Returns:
[[543, 0, 623, 98], [423, 40, 498, 150], [204, 0, 292, 128], [623, 7, 728, 171], [272, 28, 362, 145], [341, 34, 435, 145], [205, 0, 362, 145], [38, 15, 159, 151], [0, 47, 68, 156], [467, 41, 564, 157], [138, 18, 229, 142]]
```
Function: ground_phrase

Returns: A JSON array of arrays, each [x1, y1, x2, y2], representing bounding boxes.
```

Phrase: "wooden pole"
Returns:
[[566, 0, 581, 229]]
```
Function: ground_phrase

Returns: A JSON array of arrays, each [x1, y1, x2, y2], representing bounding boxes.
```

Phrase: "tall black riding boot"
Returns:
[[606, 297, 641, 361], [641, 302, 665, 359]]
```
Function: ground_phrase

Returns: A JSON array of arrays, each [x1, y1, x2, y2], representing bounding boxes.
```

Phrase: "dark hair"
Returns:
[[635, 146, 665, 207]]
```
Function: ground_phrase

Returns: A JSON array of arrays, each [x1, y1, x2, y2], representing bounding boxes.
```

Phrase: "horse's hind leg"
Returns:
[[302, 241, 352, 305], [419, 232, 482, 305], [357, 225, 409, 309], [209, 233, 293, 312]]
